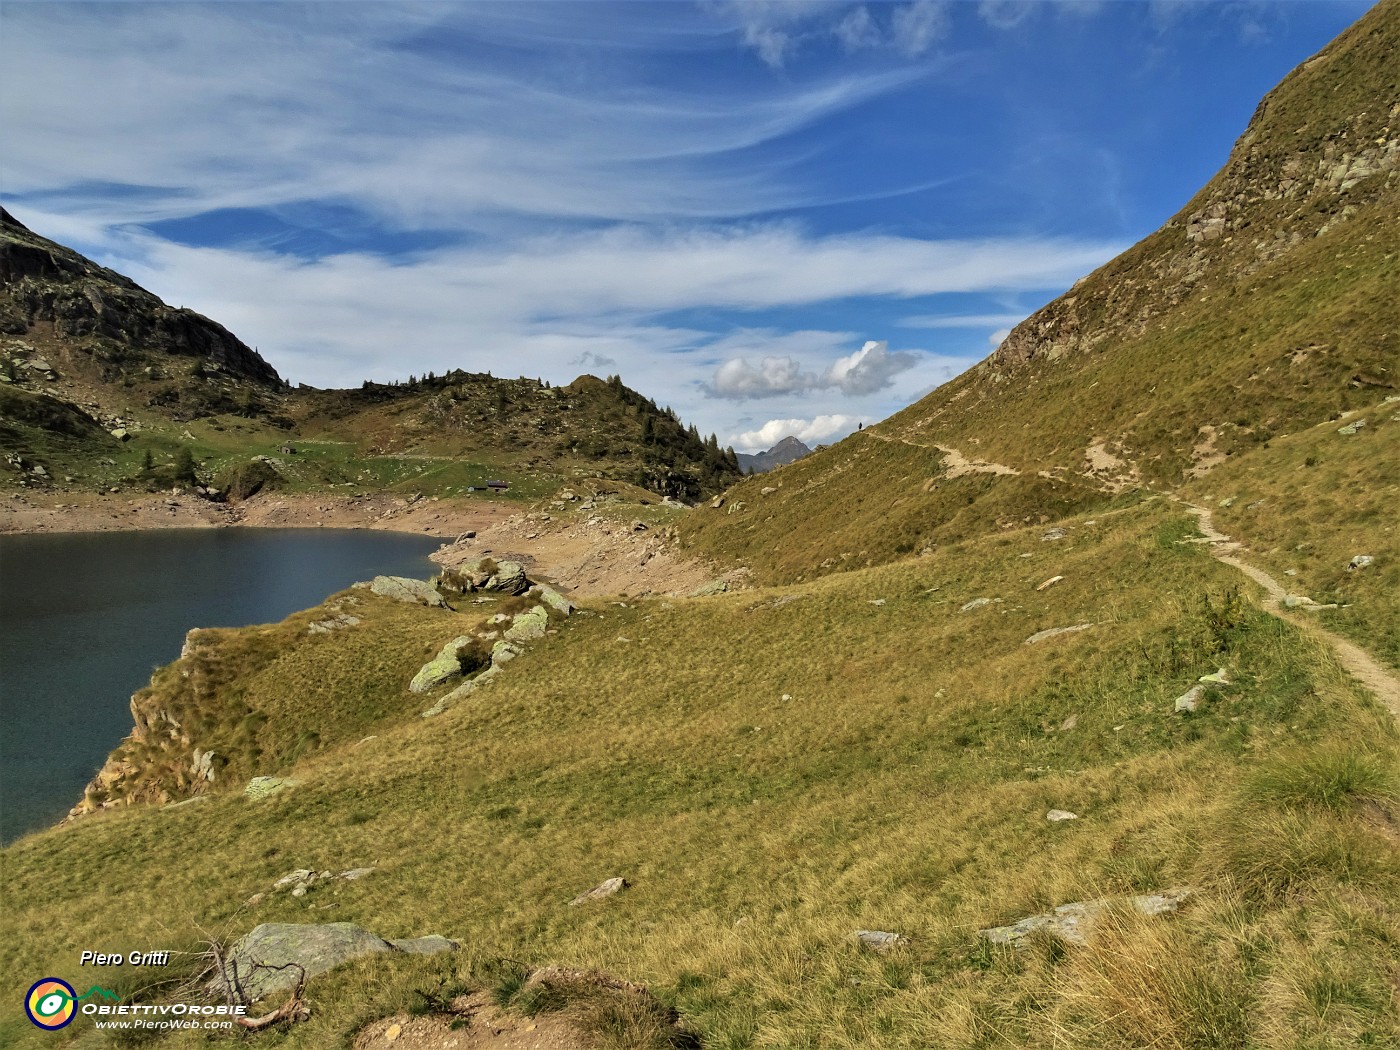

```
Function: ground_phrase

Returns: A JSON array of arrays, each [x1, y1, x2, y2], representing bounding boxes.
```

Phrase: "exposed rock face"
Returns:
[[369, 575, 448, 608], [210, 922, 457, 1003], [991, 17, 1400, 377], [0, 206, 281, 385]]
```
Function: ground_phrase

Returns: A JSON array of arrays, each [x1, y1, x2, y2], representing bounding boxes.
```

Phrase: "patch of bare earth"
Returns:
[[355, 994, 589, 1050], [1081, 439, 1140, 492], [936, 444, 1020, 479], [434, 510, 740, 599], [1188, 424, 1228, 478]]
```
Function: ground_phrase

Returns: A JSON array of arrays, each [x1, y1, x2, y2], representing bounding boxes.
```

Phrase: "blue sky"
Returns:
[[1, 1, 1374, 450]]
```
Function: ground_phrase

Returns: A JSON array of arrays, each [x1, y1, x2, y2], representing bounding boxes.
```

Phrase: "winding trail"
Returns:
[[856, 429, 1399, 719], [1180, 500, 1400, 721], [863, 429, 1020, 477]]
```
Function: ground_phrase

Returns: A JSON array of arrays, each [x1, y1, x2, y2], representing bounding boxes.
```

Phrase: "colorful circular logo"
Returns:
[[25, 978, 77, 1030]]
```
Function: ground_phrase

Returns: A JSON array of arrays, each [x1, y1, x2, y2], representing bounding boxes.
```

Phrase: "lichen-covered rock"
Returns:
[[244, 776, 298, 800], [689, 579, 728, 597], [409, 636, 483, 693], [491, 640, 521, 664], [534, 584, 574, 616], [421, 665, 501, 717], [487, 561, 530, 595], [369, 576, 447, 608], [209, 922, 457, 1002], [980, 888, 1192, 947], [504, 606, 549, 642]]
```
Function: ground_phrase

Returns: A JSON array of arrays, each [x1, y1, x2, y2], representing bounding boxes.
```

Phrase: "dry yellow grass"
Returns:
[[3, 500, 1398, 1047]]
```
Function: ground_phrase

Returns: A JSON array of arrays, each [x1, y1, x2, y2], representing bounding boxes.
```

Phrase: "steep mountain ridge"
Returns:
[[683, 0, 1399, 586], [1, 206, 282, 391]]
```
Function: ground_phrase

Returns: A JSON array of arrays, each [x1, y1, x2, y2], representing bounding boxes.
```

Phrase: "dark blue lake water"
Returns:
[[0, 528, 440, 843]]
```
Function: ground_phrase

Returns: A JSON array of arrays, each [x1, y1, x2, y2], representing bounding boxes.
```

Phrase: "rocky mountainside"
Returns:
[[736, 435, 813, 474], [683, 0, 1399, 585], [1, 207, 282, 393]]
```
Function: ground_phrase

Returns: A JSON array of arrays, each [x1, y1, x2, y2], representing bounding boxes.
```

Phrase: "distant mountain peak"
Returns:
[[736, 435, 813, 475]]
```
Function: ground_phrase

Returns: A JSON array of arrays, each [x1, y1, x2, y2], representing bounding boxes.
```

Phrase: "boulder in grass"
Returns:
[[570, 877, 628, 906], [504, 606, 549, 642], [209, 922, 457, 1003], [980, 889, 1192, 948], [410, 636, 485, 693], [369, 576, 447, 608]]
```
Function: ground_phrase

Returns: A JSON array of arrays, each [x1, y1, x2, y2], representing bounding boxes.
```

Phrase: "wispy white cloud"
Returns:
[[715, 0, 951, 67], [978, 1, 1036, 31], [989, 327, 1013, 346], [835, 6, 882, 51], [891, 0, 952, 56], [0, 3, 926, 228], [734, 415, 862, 451], [898, 312, 1029, 329]]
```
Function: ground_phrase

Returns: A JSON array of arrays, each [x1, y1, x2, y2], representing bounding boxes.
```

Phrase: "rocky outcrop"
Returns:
[[367, 575, 448, 608], [0, 207, 281, 385], [980, 888, 1193, 947], [210, 922, 457, 1003]]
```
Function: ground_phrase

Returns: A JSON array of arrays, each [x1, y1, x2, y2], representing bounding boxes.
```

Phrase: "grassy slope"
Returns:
[[679, 1, 1398, 580], [4, 500, 1399, 1048]]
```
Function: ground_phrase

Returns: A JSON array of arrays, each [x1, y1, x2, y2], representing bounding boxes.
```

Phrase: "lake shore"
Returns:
[[0, 488, 733, 599], [0, 489, 516, 539]]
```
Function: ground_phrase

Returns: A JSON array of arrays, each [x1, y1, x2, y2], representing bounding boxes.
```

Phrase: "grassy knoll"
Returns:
[[4, 500, 1398, 1047]]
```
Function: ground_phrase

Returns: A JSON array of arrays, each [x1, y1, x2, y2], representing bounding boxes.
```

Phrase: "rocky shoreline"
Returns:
[[0, 489, 514, 539]]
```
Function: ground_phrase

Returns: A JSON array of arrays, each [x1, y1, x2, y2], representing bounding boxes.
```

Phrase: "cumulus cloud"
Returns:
[[711, 356, 818, 398], [708, 340, 919, 400], [826, 340, 919, 395], [734, 415, 862, 451]]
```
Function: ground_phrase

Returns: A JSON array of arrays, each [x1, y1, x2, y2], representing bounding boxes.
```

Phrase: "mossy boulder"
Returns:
[[369, 576, 448, 608], [504, 605, 549, 642], [409, 636, 486, 693]]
